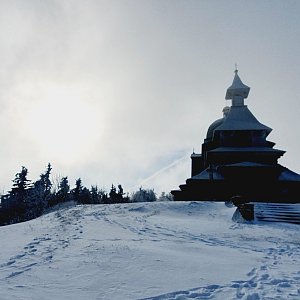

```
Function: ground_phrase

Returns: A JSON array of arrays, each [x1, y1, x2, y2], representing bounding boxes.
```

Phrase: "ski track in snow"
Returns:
[[0, 202, 300, 300]]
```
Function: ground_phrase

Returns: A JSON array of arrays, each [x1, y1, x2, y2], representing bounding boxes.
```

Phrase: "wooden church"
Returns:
[[171, 70, 300, 221]]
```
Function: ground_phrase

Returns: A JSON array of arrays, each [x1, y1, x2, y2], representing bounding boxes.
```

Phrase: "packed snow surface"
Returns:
[[0, 201, 300, 300]]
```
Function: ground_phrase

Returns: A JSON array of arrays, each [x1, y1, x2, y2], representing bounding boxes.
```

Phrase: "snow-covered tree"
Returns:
[[90, 185, 107, 204], [28, 163, 53, 217], [71, 178, 83, 201], [52, 176, 70, 205], [7, 166, 32, 222], [158, 192, 174, 201], [70, 178, 92, 204], [130, 188, 157, 203], [108, 184, 129, 203]]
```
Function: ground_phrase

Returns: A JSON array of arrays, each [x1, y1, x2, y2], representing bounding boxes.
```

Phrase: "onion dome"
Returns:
[[225, 69, 250, 106]]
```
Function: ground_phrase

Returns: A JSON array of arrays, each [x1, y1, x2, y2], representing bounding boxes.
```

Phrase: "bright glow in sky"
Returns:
[[0, 0, 299, 194], [22, 82, 102, 163]]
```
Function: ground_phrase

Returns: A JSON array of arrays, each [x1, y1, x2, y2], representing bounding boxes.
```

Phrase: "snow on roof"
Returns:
[[214, 106, 272, 132], [225, 70, 250, 100], [206, 117, 224, 139], [191, 168, 224, 180]]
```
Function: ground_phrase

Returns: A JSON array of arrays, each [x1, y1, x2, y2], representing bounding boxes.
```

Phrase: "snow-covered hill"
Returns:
[[0, 202, 299, 300]]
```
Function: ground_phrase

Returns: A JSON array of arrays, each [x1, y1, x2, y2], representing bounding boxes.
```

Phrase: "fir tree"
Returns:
[[71, 178, 83, 202], [8, 166, 31, 222], [54, 176, 70, 204], [29, 163, 53, 217], [71, 178, 91, 204]]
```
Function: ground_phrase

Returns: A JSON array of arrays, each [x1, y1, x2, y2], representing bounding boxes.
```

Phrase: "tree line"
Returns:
[[0, 164, 173, 226]]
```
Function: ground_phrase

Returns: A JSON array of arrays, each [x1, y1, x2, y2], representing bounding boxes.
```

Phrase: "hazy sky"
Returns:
[[0, 0, 299, 194]]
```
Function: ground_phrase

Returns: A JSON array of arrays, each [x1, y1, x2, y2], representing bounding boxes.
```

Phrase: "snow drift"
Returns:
[[0, 201, 299, 300]]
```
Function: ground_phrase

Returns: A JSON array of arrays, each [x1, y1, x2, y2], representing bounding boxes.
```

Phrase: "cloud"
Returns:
[[0, 1, 299, 194]]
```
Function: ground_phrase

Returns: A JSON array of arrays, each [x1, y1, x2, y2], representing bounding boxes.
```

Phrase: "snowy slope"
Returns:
[[0, 202, 299, 300]]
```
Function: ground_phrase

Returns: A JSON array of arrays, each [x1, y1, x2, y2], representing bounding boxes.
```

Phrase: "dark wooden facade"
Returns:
[[172, 70, 300, 204]]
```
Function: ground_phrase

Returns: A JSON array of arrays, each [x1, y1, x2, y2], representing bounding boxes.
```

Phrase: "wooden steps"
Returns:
[[254, 203, 300, 225], [236, 202, 300, 225]]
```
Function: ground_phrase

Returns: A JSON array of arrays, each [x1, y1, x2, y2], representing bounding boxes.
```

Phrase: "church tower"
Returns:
[[172, 70, 300, 203]]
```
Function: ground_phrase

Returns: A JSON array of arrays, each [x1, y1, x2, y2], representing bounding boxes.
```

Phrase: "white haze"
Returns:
[[0, 1, 299, 194]]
